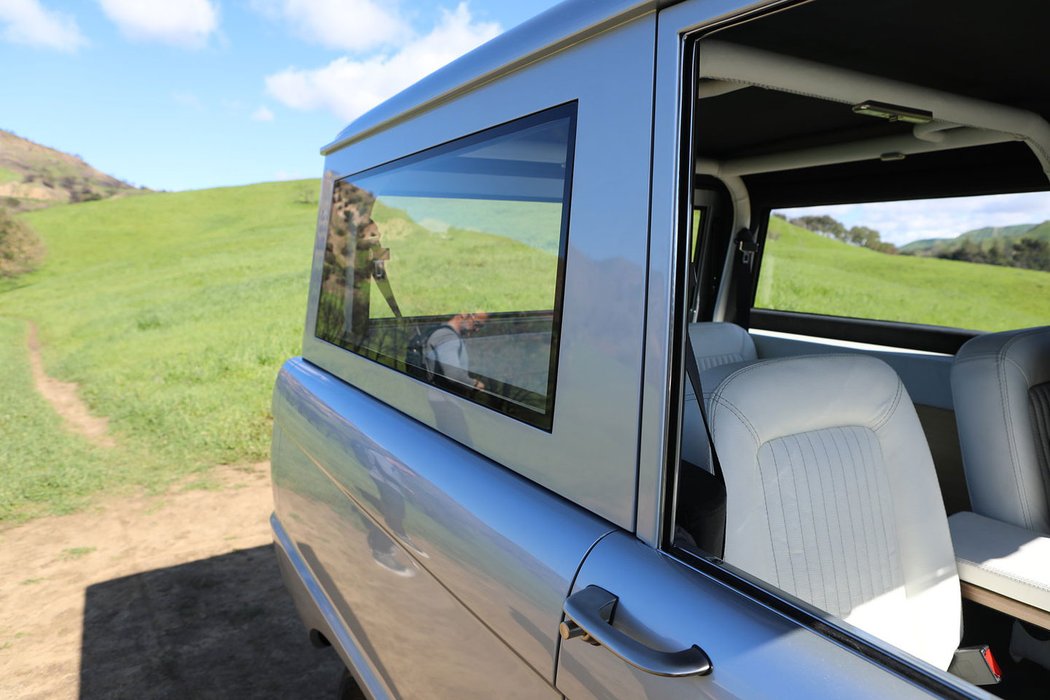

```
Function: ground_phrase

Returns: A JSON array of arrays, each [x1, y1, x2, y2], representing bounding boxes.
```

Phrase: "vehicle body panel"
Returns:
[[302, 12, 658, 530], [271, 358, 613, 696], [556, 532, 979, 699]]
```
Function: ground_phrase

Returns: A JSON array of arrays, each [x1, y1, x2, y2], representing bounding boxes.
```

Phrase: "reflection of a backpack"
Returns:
[[405, 324, 451, 380]]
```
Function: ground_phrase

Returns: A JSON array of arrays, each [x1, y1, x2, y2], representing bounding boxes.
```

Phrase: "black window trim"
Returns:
[[314, 101, 579, 432]]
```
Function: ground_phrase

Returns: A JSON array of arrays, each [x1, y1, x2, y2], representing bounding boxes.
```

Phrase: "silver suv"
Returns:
[[271, 1, 1050, 697]]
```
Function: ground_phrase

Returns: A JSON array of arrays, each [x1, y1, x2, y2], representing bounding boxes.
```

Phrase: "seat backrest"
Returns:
[[708, 354, 960, 670], [688, 321, 757, 370], [952, 326, 1050, 534], [681, 322, 758, 469]]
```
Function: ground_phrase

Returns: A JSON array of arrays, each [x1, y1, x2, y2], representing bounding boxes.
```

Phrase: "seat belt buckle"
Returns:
[[947, 645, 1002, 686]]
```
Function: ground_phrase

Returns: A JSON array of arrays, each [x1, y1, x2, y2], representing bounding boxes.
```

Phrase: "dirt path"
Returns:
[[26, 323, 115, 448], [0, 464, 345, 699]]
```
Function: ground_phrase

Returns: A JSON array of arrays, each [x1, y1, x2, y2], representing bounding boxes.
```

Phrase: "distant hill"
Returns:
[[901, 221, 1050, 255], [0, 129, 142, 212], [760, 217, 1049, 331]]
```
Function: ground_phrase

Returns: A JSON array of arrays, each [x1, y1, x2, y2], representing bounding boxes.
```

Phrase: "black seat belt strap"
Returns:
[[371, 257, 402, 319], [681, 329, 727, 556], [683, 331, 724, 485]]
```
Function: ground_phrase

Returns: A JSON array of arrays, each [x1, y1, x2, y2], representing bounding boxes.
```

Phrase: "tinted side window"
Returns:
[[315, 104, 577, 430], [756, 194, 1050, 332]]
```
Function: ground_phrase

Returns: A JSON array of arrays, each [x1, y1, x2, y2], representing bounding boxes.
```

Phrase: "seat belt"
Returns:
[[681, 330, 727, 557], [372, 257, 402, 319], [733, 228, 758, 329]]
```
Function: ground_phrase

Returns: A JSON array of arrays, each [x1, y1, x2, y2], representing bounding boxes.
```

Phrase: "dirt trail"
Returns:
[[0, 464, 345, 699], [3, 328, 342, 697], [26, 323, 115, 448]]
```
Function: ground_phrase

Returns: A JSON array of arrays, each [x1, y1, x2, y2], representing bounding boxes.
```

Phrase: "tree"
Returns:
[[847, 225, 880, 248], [791, 215, 847, 240], [1012, 237, 1050, 271]]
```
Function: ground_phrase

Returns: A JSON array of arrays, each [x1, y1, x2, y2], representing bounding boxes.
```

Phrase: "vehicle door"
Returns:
[[555, 2, 991, 697]]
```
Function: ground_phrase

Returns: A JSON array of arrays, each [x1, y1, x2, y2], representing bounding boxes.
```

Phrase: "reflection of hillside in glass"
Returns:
[[382, 196, 563, 254], [369, 200, 558, 319]]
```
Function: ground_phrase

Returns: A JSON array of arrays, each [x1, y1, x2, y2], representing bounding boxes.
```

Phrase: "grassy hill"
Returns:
[[0, 180, 319, 520], [2, 183, 1047, 521], [0, 179, 559, 521], [901, 220, 1050, 255], [0, 129, 141, 212], [758, 217, 1050, 330]]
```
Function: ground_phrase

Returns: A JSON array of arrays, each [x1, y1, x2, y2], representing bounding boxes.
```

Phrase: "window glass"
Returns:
[[315, 104, 576, 430], [756, 193, 1050, 332]]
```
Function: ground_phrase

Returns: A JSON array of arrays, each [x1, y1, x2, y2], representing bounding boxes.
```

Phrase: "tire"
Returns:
[[337, 668, 367, 700]]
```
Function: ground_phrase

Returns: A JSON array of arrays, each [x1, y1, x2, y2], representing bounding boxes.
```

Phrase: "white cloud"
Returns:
[[0, 0, 86, 51], [251, 0, 408, 53], [251, 106, 275, 122], [98, 0, 218, 48], [780, 192, 1050, 245], [264, 3, 499, 123]]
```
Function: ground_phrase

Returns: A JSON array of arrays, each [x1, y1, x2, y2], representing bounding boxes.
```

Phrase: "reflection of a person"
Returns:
[[425, 312, 488, 391], [349, 436, 428, 577]]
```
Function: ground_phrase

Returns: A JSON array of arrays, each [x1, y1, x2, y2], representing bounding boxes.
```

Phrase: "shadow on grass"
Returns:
[[79, 545, 344, 699]]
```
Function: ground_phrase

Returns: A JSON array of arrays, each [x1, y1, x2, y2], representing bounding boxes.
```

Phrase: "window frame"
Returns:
[[644, 5, 986, 697], [312, 102, 579, 431]]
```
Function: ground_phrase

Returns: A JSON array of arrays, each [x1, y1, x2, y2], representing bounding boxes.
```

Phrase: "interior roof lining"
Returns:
[[695, 41, 1050, 182]]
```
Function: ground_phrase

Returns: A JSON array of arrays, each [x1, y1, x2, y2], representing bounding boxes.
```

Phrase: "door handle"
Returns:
[[560, 585, 712, 678]]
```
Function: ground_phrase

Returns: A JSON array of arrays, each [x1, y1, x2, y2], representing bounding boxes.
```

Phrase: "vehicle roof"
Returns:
[[322, 0, 680, 155], [701, 0, 1050, 203]]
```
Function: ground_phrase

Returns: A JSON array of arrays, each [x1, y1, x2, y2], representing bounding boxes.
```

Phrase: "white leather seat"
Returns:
[[951, 326, 1050, 534], [688, 321, 758, 370], [707, 354, 961, 670], [682, 322, 757, 469]]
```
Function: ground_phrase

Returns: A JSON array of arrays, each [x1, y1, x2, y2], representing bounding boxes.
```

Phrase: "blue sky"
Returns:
[[3, 1, 1048, 242], [0, 0, 562, 191]]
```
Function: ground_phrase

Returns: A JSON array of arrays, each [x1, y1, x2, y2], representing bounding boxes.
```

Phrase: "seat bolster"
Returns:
[[949, 511, 1050, 613], [688, 322, 758, 370], [952, 327, 1050, 534]]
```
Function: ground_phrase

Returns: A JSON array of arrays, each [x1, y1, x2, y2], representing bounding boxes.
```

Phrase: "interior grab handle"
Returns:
[[560, 585, 712, 678]]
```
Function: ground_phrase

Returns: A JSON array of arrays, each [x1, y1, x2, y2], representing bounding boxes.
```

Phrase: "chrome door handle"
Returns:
[[560, 585, 712, 678]]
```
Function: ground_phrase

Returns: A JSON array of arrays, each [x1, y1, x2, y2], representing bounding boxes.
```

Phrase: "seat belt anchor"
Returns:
[[948, 645, 1002, 686], [737, 239, 757, 266]]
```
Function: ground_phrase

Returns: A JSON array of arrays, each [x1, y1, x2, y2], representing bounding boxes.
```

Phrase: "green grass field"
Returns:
[[0, 180, 319, 520], [0, 317, 147, 521], [2, 183, 1048, 522], [757, 217, 1050, 331]]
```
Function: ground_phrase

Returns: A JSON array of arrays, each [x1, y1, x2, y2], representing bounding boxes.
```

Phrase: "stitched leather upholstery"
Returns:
[[682, 323, 758, 469], [952, 326, 1050, 534], [709, 354, 961, 669]]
